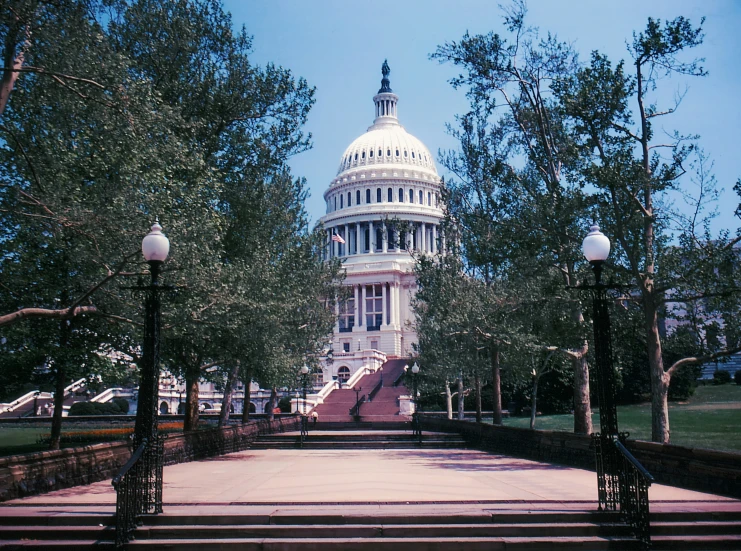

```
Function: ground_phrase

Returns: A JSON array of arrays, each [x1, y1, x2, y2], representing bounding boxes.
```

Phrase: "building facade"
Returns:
[[318, 61, 444, 386]]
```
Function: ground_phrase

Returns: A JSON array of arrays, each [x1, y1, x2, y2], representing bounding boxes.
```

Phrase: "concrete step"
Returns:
[[250, 441, 466, 450], [651, 534, 741, 549], [132, 522, 631, 539], [651, 520, 741, 535], [123, 535, 642, 550]]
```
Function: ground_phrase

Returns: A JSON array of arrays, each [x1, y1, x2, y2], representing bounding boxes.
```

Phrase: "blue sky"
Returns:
[[224, 0, 741, 234]]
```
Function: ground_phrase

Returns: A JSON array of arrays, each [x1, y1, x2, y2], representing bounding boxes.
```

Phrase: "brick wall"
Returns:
[[0, 416, 299, 502], [421, 417, 741, 499]]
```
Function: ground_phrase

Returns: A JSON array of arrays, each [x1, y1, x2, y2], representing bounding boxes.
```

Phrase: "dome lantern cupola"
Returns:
[[373, 59, 399, 124]]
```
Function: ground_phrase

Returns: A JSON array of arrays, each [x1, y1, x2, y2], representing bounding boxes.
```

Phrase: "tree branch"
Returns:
[[666, 346, 741, 377]]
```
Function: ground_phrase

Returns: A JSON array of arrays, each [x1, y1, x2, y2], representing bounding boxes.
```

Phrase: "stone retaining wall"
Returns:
[[0, 416, 299, 502], [421, 417, 741, 499]]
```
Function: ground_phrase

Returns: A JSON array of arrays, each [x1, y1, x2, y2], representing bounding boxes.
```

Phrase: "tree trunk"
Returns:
[[646, 302, 670, 442], [183, 368, 200, 432], [49, 320, 70, 450], [474, 372, 482, 423], [572, 348, 593, 434], [530, 375, 539, 430], [491, 345, 502, 425], [445, 381, 453, 420], [266, 387, 277, 421], [241, 367, 252, 423], [457, 378, 464, 420], [569, 300, 593, 434], [49, 363, 66, 450], [218, 363, 239, 428]]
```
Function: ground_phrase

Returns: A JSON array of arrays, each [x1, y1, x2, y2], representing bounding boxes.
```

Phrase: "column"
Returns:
[[381, 283, 387, 326], [421, 222, 426, 253], [432, 225, 437, 254], [390, 282, 398, 326], [359, 284, 366, 327], [368, 221, 374, 254], [356, 222, 361, 255], [353, 285, 359, 328], [344, 224, 349, 256], [382, 221, 388, 253]]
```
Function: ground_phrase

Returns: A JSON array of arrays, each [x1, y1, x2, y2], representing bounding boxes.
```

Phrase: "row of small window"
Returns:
[[331, 188, 436, 210], [342, 148, 428, 168]]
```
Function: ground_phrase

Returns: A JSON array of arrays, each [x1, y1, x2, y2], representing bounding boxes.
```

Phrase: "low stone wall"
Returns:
[[0, 416, 299, 502], [421, 417, 741, 499]]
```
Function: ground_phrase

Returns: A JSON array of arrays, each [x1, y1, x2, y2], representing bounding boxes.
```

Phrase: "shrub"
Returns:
[[277, 396, 292, 413], [735, 370, 741, 385], [69, 401, 123, 416], [668, 363, 701, 400], [713, 370, 732, 385], [112, 397, 130, 413]]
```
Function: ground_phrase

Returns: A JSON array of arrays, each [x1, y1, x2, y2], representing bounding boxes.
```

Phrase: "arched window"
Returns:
[[340, 194, 343, 208], [404, 150, 408, 157], [376, 188, 382, 202], [395, 149, 400, 157], [338, 366, 351, 383], [362, 151, 365, 159], [412, 151, 415, 159], [428, 192, 432, 206], [366, 189, 371, 204], [354, 153, 358, 160], [370, 150, 374, 158], [312, 367, 323, 387], [376, 227, 383, 250], [387, 148, 391, 157], [399, 188, 404, 202], [159, 402, 169, 415], [409, 189, 414, 203], [348, 192, 352, 207], [356, 190, 361, 205], [419, 190, 423, 204], [388, 188, 393, 202], [334, 196, 337, 210], [378, 148, 382, 157]]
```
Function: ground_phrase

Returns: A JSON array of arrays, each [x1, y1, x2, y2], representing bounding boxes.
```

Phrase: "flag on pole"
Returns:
[[331, 232, 346, 244]]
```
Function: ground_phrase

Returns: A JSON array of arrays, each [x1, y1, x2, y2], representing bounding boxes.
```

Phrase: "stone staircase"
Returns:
[[313, 359, 409, 422], [250, 430, 466, 450], [2, 505, 741, 549]]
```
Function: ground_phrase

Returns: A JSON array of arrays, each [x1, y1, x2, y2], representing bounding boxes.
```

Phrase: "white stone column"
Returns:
[[391, 281, 398, 326], [369, 221, 374, 254], [381, 283, 387, 326], [356, 222, 361, 255], [360, 284, 366, 326], [432, 225, 437, 254], [344, 224, 349, 256], [353, 284, 359, 327], [382, 221, 388, 253], [421, 222, 426, 253]]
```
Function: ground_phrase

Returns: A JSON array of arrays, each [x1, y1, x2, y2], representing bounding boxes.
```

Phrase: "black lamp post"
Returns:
[[300, 365, 309, 446], [132, 221, 169, 514], [411, 362, 421, 443], [352, 386, 362, 418], [582, 223, 624, 513]]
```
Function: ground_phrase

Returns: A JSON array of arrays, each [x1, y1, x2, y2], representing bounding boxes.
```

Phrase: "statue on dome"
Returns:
[[379, 59, 392, 93]]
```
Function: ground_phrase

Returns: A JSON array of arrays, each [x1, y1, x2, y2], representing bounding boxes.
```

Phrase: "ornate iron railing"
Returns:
[[594, 433, 654, 549], [616, 439, 654, 548], [111, 436, 164, 548], [111, 439, 148, 548]]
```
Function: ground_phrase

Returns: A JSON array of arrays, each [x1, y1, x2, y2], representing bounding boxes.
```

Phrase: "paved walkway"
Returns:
[[6, 438, 736, 508]]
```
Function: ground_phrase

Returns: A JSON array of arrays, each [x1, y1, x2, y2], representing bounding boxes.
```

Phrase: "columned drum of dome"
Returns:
[[318, 61, 444, 386]]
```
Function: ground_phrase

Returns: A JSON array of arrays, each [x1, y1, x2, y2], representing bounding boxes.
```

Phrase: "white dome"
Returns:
[[336, 122, 438, 178]]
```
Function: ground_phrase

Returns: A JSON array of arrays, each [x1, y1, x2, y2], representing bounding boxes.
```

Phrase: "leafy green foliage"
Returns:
[[69, 401, 126, 416]]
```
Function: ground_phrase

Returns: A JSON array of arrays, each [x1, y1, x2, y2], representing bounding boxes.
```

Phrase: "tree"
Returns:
[[554, 16, 741, 442], [431, 1, 594, 434]]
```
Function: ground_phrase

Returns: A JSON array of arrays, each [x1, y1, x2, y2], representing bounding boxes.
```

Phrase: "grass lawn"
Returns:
[[501, 384, 741, 453]]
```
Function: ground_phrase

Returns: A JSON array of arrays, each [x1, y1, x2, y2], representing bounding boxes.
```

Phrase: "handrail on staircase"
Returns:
[[349, 395, 366, 417], [392, 371, 405, 387], [367, 378, 383, 402], [111, 439, 148, 548], [614, 439, 653, 549]]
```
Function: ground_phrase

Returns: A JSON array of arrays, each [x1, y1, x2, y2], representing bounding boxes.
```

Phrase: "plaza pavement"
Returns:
[[6, 431, 738, 515]]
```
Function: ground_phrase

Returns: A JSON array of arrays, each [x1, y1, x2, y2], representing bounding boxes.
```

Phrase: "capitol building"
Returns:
[[317, 61, 444, 389]]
